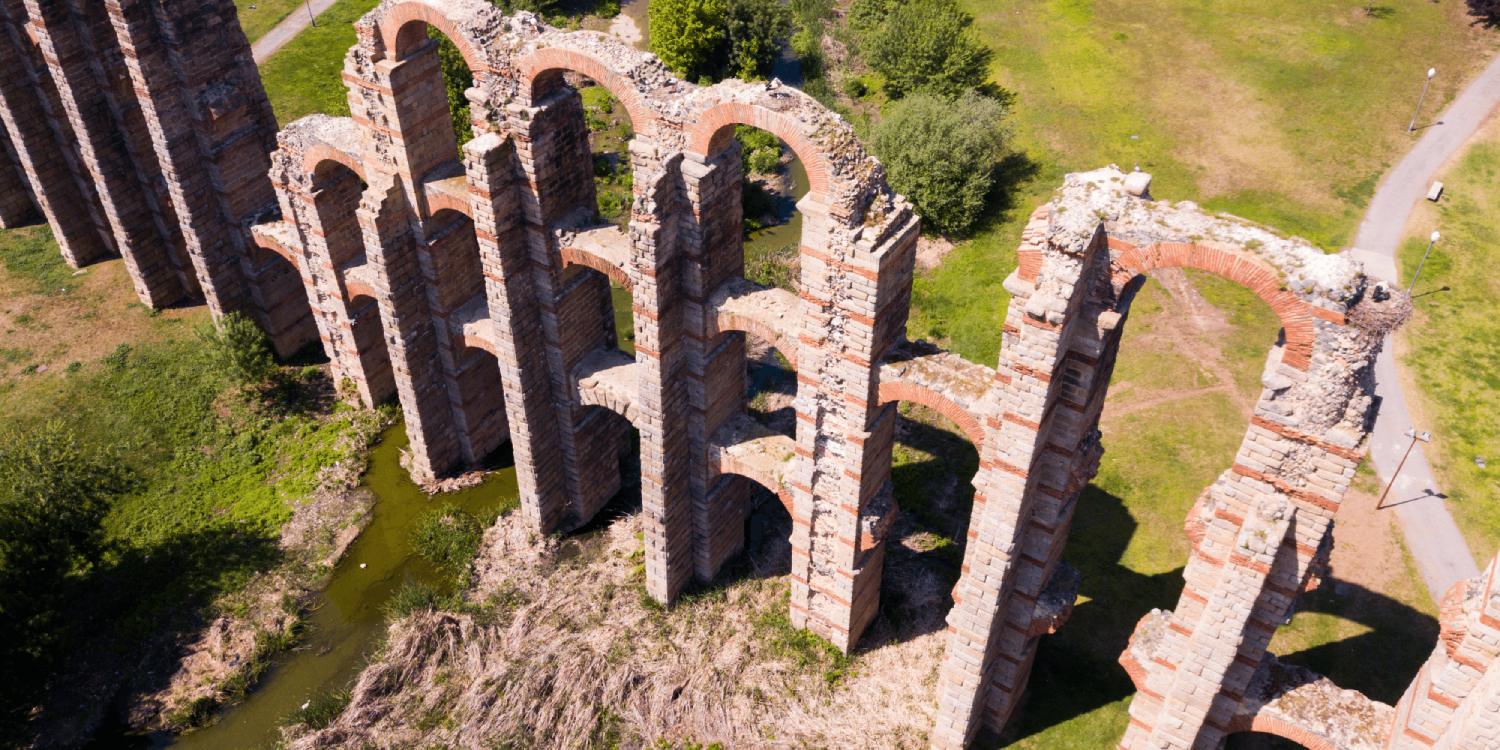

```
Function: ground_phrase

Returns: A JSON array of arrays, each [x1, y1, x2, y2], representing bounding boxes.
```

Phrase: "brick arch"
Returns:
[[577, 394, 645, 432], [686, 102, 832, 203], [516, 46, 659, 139], [305, 146, 366, 187], [343, 279, 378, 302], [561, 245, 632, 292], [1109, 239, 1333, 371], [712, 313, 798, 370], [250, 231, 300, 267], [455, 335, 497, 358], [876, 381, 986, 453], [423, 182, 472, 217], [713, 465, 795, 519], [373, 0, 495, 73]]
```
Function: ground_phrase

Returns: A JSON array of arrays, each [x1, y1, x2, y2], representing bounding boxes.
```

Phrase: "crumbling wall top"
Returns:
[[1048, 166, 1364, 309]]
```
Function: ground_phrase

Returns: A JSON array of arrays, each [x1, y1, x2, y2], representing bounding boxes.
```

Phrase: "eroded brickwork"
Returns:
[[3, 1, 1473, 747], [0, 0, 313, 354]]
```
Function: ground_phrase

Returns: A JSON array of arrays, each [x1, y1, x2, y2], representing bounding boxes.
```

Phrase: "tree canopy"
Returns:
[[851, 0, 992, 99], [872, 91, 1010, 235], [650, 0, 791, 82]]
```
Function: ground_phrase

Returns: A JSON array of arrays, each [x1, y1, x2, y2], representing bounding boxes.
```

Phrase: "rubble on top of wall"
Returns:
[[1047, 165, 1364, 307]]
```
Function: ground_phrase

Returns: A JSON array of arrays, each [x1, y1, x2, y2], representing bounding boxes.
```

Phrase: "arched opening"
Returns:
[[425, 207, 506, 463], [714, 474, 794, 580], [737, 125, 806, 295], [872, 402, 980, 643], [523, 64, 644, 233], [1225, 732, 1307, 749], [347, 293, 397, 404], [244, 240, 319, 360]]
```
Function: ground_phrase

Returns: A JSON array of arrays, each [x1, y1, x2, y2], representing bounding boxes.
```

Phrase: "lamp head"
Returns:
[[1430, 230, 1442, 243], [1427, 67, 1437, 79]]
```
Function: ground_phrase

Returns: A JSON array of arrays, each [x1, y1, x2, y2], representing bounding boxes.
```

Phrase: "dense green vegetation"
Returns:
[[0, 235, 387, 742], [1398, 136, 1500, 560], [872, 92, 1010, 234], [849, 0, 993, 99], [648, 0, 791, 81]]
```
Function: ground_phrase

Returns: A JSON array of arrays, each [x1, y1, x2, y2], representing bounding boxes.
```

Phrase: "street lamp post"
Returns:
[[1377, 428, 1431, 510], [1409, 230, 1440, 294], [306, 0, 318, 27], [1408, 67, 1436, 133]]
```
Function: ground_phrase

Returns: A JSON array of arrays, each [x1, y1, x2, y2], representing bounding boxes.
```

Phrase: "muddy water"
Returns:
[[744, 155, 811, 260], [166, 425, 519, 750]]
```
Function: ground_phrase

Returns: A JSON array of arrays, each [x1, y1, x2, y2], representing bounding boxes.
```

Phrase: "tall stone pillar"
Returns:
[[787, 193, 918, 652], [680, 143, 753, 582], [0, 125, 36, 227], [0, 0, 112, 263], [502, 84, 611, 526], [466, 133, 573, 532], [358, 180, 463, 482], [1386, 554, 1500, 749], [930, 212, 1105, 748], [20, 0, 195, 307], [104, 0, 309, 352], [627, 139, 696, 602]]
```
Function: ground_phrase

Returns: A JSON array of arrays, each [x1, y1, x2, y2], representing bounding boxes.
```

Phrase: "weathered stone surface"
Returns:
[[7, 2, 1478, 747]]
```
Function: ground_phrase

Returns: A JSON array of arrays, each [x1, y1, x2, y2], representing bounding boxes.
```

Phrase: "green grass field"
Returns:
[[1398, 134, 1500, 561], [245, 3, 1463, 745], [259, 0, 381, 123], [0, 227, 386, 729], [235, 0, 308, 43]]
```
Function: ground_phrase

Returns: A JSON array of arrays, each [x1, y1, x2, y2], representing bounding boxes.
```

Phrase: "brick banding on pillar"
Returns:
[[4, 1, 1439, 746]]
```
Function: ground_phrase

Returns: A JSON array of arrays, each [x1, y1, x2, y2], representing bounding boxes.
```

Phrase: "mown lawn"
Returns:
[[1398, 134, 1500, 561], [911, 0, 1495, 368], [259, 0, 381, 123], [235, 0, 309, 43]]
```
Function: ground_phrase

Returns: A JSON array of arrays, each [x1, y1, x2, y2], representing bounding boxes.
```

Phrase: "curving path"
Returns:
[[251, 0, 338, 64], [1346, 53, 1500, 602]]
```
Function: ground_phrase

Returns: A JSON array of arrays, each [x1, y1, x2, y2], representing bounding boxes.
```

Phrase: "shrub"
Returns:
[[290, 688, 352, 730], [736, 125, 782, 175], [410, 506, 485, 580], [0, 423, 134, 728], [855, 0, 991, 99], [197, 312, 277, 388], [871, 92, 1010, 235], [650, 0, 790, 82], [384, 580, 445, 619]]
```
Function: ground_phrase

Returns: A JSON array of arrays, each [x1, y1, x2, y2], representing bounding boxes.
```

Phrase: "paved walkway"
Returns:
[[251, 0, 338, 64], [1346, 54, 1500, 602]]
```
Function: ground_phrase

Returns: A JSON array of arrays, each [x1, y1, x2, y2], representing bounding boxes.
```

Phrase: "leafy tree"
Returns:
[[197, 312, 277, 388], [650, 0, 790, 82], [722, 0, 793, 80], [649, 0, 729, 81], [857, 0, 991, 99], [737, 125, 783, 175], [0, 423, 133, 730], [871, 92, 1010, 235]]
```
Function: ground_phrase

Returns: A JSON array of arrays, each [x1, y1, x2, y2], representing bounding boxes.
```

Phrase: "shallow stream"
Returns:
[[161, 425, 519, 749]]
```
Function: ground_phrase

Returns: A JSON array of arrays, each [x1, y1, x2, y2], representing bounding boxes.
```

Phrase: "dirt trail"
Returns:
[[1104, 269, 1253, 421]]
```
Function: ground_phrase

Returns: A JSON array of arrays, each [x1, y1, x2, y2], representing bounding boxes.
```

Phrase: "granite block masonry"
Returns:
[[7, 1, 1493, 747]]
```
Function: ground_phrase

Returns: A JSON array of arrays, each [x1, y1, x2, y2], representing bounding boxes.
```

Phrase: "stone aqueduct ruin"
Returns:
[[3, 1, 1500, 747]]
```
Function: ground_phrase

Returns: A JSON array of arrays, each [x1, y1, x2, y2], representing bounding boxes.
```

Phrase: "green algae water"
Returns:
[[167, 424, 519, 749], [743, 155, 810, 262]]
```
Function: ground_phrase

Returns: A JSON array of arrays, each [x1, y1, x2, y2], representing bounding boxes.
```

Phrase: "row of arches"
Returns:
[[252, 5, 1401, 748]]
